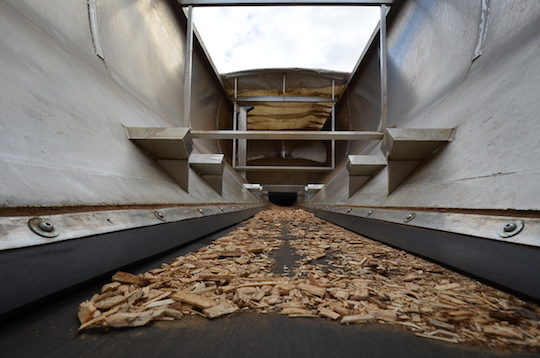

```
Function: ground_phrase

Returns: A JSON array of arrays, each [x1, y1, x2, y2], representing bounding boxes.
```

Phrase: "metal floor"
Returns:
[[0, 223, 537, 358]]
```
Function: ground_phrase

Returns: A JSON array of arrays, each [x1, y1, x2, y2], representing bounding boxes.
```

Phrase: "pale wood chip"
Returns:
[[78, 301, 98, 324], [297, 283, 326, 297], [415, 333, 458, 344], [483, 325, 523, 339], [145, 299, 175, 309], [204, 302, 239, 318], [172, 291, 215, 309], [106, 309, 165, 328], [112, 271, 148, 286], [434, 283, 460, 291], [95, 295, 128, 310], [340, 314, 376, 324], [318, 307, 340, 320]]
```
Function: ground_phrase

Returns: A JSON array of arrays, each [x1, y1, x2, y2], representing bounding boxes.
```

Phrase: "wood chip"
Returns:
[[78, 301, 98, 324], [434, 283, 461, 291], [415, 333, 458, 344], [172, 291, 215, 309], [483, 325, 523, 339], [95, 295, 127, 310], [145, 299, 175, 309], [112, 271, 148, 286], [318, 307, 340, 320], [106, 310, 164, 328], [75, 208, 540, 352], [280, 307, 314, 316], [341, 314, 376, 324], [204, 302, 239, 318], [297, 283, 326, 297]]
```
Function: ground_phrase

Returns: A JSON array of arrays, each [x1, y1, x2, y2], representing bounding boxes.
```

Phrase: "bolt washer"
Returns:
[[154, 211, 167, 222], [497, 220, 524, 238], [403, 213, 416, 223], [28, 217, 59, 238]]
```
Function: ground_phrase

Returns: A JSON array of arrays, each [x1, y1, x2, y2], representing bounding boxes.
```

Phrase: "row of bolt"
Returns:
[[328, 206, 524, 238], [27, 206, 232, 238]]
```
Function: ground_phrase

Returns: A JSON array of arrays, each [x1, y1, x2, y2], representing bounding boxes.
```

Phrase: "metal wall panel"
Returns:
[[316, 0, 540, 211], [0, 0, 252, 207]]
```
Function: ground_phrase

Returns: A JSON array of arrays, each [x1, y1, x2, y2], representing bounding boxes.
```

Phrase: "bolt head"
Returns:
[[503, 222, 517, 232], [38, 221, 54, 232], [154, 211, 166, 221]]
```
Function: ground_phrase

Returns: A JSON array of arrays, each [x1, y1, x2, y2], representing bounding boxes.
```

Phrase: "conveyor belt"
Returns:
[[0, 218, 536, 358]]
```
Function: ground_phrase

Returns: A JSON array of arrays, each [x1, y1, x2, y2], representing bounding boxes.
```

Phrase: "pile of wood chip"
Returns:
[[78, 208, 540, 351]]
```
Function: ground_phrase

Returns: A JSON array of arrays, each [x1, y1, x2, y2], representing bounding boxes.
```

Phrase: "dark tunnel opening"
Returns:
[[268, 192, 298, 207]]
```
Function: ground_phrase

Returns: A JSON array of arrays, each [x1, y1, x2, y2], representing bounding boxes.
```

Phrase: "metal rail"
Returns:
[[191, 130, 383, 140], [233, 96, 336, 103], [234, 166, 333, 172], [183, 5, 194, 126], [179, 0, 393, 6]]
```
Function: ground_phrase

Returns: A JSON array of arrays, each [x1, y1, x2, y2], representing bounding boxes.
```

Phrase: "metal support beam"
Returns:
[[233, 96, 336, 103], [234, 166, 333, 172], [232, 78, 238, 168], [179, 0, 393, 6], [331, 79, 336, 169], [237, 107, 249, 175], [379, 4, 388, 130], [191, 130, 384, 140], [183, 5, 194, 126]]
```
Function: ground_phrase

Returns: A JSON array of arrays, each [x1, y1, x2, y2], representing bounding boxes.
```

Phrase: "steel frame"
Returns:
[[191, 130, 384, 140], [179, 0, 393, 6], [181, 1, 391, 171]]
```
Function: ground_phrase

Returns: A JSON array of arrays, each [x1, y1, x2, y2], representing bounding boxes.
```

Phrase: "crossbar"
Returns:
[[179, 0, 392, 6], [234, 166, 333, 172], [191, 130, 384, 140]]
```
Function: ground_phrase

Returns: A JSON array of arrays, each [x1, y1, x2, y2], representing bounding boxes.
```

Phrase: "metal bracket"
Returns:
[[189, 154, 225, 195], [381, 128, 455, 194], [347, 155, 387, 197], [126, 127, 193, 191]]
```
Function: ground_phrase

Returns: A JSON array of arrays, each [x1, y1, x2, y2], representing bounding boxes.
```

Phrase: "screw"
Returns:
[[154, 211, 166, 221], [503, 222, 517, 232], [38, 220, 54, 232], [497, 220, 524, 238], [347, 208, 352, 213], [198, 208, 204, 214], [403, 213, 416, 223]]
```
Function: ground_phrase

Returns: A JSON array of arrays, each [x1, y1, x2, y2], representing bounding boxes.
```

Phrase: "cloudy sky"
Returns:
[[193, 6, 380, 74]]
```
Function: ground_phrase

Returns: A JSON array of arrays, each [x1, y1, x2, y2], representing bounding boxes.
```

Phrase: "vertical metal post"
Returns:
[[379, 4, 388, 130], [237, 107, 248, 170], [183, 5, 194, 127], [331, 80, 336, 169], [232, 78, 238, 168], [282, 74, 286, 161]]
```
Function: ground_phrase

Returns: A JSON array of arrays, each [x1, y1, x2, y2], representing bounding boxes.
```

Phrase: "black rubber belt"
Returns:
[[0, 208, 260, 316], [311, 209, 540, 302]]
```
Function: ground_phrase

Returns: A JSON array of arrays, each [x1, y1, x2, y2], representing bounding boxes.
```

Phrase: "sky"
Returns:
[[193, 6, 380, 74]]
